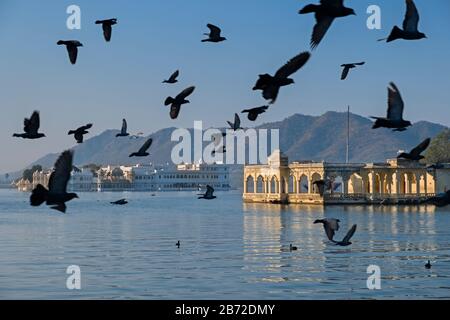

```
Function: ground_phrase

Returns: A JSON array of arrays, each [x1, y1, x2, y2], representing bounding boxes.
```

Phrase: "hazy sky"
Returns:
[[0, 0, 449, 172]]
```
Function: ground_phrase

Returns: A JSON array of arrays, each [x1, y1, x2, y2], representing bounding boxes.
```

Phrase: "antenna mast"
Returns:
[[346, 106, 350, 164]]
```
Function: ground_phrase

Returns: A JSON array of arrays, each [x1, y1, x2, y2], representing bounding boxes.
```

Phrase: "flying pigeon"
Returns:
[[116, 119, 130, 137], [242, 106, 269, 121], [57, 40, 83, 64], [95, 18, 118, 42], [253, 52, 310, 104], [202, 24, 227, 43], [227, 113, 242, 131], [331, 224, 357, 246], [371, 82, 412, 132], [68, 124, 93, 144], [299, 0, 356, 50], [397, 138, 431, 161], [13, 111, 46, 139], [314, 218, 341, 241], [163, 70, 180, 84], [380, 0, 427, 43], [129, 138, 153, 157], [340, 62, 365, 80], [30, 150, 78, 213], [165, 86, 196, 119]]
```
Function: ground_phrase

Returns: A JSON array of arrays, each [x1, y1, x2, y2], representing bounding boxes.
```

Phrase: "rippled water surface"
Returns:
[[0, 189, 449, 299]]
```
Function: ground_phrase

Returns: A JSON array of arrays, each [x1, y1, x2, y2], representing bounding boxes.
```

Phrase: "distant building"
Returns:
[[243, 150, 450, 205]]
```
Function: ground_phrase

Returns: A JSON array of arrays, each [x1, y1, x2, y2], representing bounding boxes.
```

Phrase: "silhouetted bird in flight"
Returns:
[[202, 24, 226, 43], [423, 191, 450, 207], [95, 18, 118, 42], [163, 70, 179, 84], [198, 185, 216, 200], [253, 52, 310, 104], [57, 40, 83, 65], [242, 106, 269, 121], [397, 138, 431, 161], [371, 82, 412, 132], [111, 199, 128, 205], [176, 241, 181, 248], [314, 218, 341, 241], [227, 113, 242, 131], [68, 124, 93, 144], [165, 86, 196, 119], [331, 224, 357, 246], [313, 179, 333, 196], [340, 62, 365, 80], [129, 138, 153, 157], [116, 119, 130, 137], [425, 260, 432, 269], [30, 150, 78, 213], [299, 0, 356, 50], [13, 111, 46, 139], [379, 0, 426, 43]]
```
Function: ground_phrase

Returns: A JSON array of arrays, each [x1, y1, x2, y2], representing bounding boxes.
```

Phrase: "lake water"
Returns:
[[0, 189, 449, 300]]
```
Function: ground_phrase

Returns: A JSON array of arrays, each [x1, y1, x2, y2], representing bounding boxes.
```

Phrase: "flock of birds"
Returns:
[[9, 1, 448, 264]]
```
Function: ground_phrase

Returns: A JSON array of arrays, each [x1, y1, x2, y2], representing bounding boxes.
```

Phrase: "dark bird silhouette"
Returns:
[[380, 0, 426, 43], [111, 199, 128, 205], [253, 52, 310, 104], [331, 224, 357, 246], [129, 138, 153, 157], [299, 0, 356, 49], [165, 86, 196, 119], [289, 244, 298, 251], [176, 241, 180, 248], [116, 119, 130, 137], [163, 70, 179, 84], [202, 24, 226, 43], [13, 111, 46, 139], [68, 124, 93, 144], [227, 113, 242, 131], [57, 40, 83, 64], [95, 18, 118, 42], [340, 62, 365, 80], [423, 191, 450, 207], [314, 218, 341, 241], [313, 179, 333, 196], [242, 106, 269, 121], [198, 185, 216, 200], [397, 138, 431, 161], [425, 260, 432, 269], [212, 146, 226, 156], [30, 150, 78, 213], [371, 82, 412, 132]]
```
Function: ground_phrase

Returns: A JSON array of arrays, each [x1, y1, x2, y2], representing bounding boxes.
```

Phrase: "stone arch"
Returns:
[[311, 172, 322, 194], [270, 176, 279, 194], [288, 175, 296, 194], [256, 175, 264, 193], [349, 173, 364, 194], [246, 175, 255, 193], [281, 176, 287, 194], [299, 174, 308, 193]]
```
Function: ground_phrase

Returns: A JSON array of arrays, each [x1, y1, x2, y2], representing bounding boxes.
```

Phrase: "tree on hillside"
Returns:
[[424, 129, 450, 164], [22, 165, 43, 182]]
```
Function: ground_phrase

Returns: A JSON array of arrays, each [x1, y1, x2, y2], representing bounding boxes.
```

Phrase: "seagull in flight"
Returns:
[[314, 218, 341, 241]]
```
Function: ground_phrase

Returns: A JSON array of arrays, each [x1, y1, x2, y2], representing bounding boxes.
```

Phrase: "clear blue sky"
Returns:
[[0, 0, 449, 172]]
